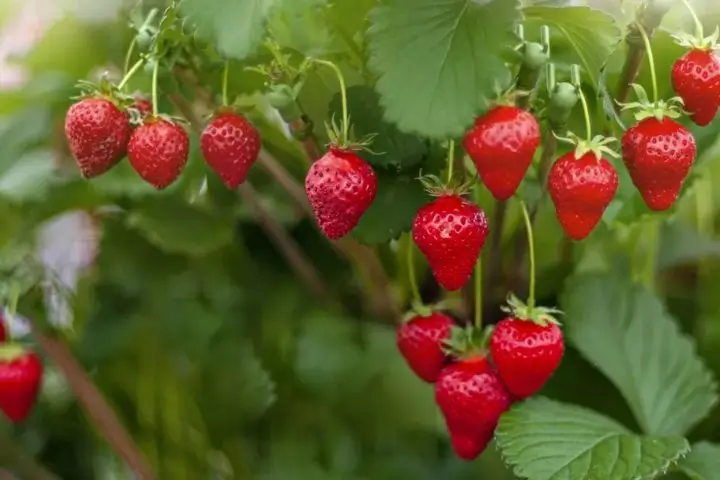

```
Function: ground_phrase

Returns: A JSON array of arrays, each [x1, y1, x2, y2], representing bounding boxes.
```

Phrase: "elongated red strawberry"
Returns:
[[548, 149, 618, 241], [305, 147, 377, 240], [490, 295, 564, 399], [396, 312, 454, 383], [672, 48, 720, 126], [65, 97, 130, 178], [0, 346, 43, 423], [128, 117, 189, 189], [0, 312, 5, 342], [413, 195, 488, 291], [435, 356, 512, 460], [201, 110, 261, 189], [622, 117, 696, 211], [463, 105, 540, 200]]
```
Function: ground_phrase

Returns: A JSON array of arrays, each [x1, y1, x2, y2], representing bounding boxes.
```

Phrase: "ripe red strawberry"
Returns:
[[64, 97, 130, 178], [548, 151, 618, 241], [0, 313, 5, 342], [490, 315, 564, 399], [435, 356, 512, 460], [396, 312, 454, 383], [128, 117, 189, 189], [622, 117, 696, 211], [672, 49, 720, 126], [201, 111, 261, 189], [132, 98, 153, 117], [305, 147, 377, 240], [412, 195, 488, 291], [0, 347, 43, 423], [463, 105, 540, 200]]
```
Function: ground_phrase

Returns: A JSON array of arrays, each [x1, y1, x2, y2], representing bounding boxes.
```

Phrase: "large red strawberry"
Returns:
[[435, 356, 512, 460], [413, 195, 488, 291], [463, 105, 540, 200], [305, 147, 377, 240], [128, 117, 189, 189], [490, 296, 564, 399], [672, 49, 720, 126], [547, 148, 618, 241], [622, 117, 696, 211], [201, 110, 261, 189], [65, 97, 130, 178], [396, 312, 454, 383], [0, 346, 43, 423]]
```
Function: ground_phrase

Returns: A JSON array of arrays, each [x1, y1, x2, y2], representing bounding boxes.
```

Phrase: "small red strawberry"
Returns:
[[396, 311, 454, 383], [547, 146, 618, 241], [412, 195, 488, 291], [622, 117, 696, 211], [0, 346, 43, 423], [132, 98, 153, 117], [435, 356, 512, 460], [490, 295, 564, 399], [128, 117, 189, 189], [201, 110, 261, 189], [463, 105, 541, 201], [305, 147, 377, 240], [65, 97, 130, 178]]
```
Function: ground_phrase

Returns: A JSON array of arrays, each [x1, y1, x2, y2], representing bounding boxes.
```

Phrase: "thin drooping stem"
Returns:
[[679, 0, 704, 39], [446, 140, 455, 185], [636, 22, 659, 103], [312, 59, 349, 144], [123, 38, 137, 77], [571, 66, 592, 142], [406, 236, 421, 305], [519, 200, 536, 310], [473, 184, 483, 329], [151, 60, 159, 116], [221, 60, 230, 106], [117, 59, 144, 91]]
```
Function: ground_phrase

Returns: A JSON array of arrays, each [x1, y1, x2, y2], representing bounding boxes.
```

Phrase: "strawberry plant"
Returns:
[[3, 0, 720, 478]]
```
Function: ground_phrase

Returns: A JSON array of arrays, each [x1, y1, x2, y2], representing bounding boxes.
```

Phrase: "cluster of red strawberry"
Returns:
[[0, 313, 44, 423], [64, 86, 261, 190], [397, 296, 564, 460]]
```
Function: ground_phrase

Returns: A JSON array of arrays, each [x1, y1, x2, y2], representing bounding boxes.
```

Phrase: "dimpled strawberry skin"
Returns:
[[396, 312, 454, 383], [622, 117, 696, 211], [548, 152, 618, 241], [435, 357, 512, 437], [128, 119, 189, 190], [672, 49, 720, 126], [412, 195, 489, 291], [463, 105, 540, 201], [0, 352, 43, 423], [201, 112, 261, 189], [65, 98, 130, 178], [305, 147, 377, 240], [449, 426, 494, 461], [490, 318, 564, 399]]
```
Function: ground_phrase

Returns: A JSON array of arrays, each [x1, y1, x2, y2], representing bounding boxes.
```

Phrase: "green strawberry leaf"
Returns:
[[523, 5, 622, 89], [127, 197, 235, 256], [678, 442, 720, 480], [351, 171, 431, 245], [328, 86, 428, 169], [658, 220, 720, 269], [90, 160, 158, 199], [268, 0, 336, 57], [180, 0, 276, 60], [495, 397, 690, 480], [562, 273, 718, 436], [367, 0, 519, 138]]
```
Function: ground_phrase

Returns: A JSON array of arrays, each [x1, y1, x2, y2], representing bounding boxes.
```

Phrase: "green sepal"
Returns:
[[616, 83, 687, 121], [500, 293, 563, 327], [417, 173, 477, 198], [553, 131, 619, 161], [442, 324, 487, 359], [672, 26, 720, 52], [0, 344, 29, 362]]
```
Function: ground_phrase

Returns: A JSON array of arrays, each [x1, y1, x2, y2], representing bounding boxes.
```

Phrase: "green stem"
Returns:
[[117, 58, 145, 91], [123, 38, 137, 76], [679, 0, 704, 39], [519, 200, 536, 310], [312, 59, 349, 144], [151, 60, 159, 117], [446, 140, 455, 185], [406, 236, 421, 305], [636, 22, 659, 104], [473, 184, 483, 329], [577, 86, 592, 142], [643, 218, 660, 288], [221, 60, 230, 106]]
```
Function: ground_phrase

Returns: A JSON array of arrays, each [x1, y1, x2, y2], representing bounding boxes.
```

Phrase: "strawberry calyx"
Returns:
[[617, 83, 686, 121], [0, 344, 29, 362], [325, 116, 378, 153], [144, 113, 188, 127], [71, 78, 135, 108], [553, 131, 619, 161], [442, 324, 488, 359], [672, 27, 719, 52], [417, 173, 475, 198], [501, 293, 563, 327], [400, 302, 434, 321]]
